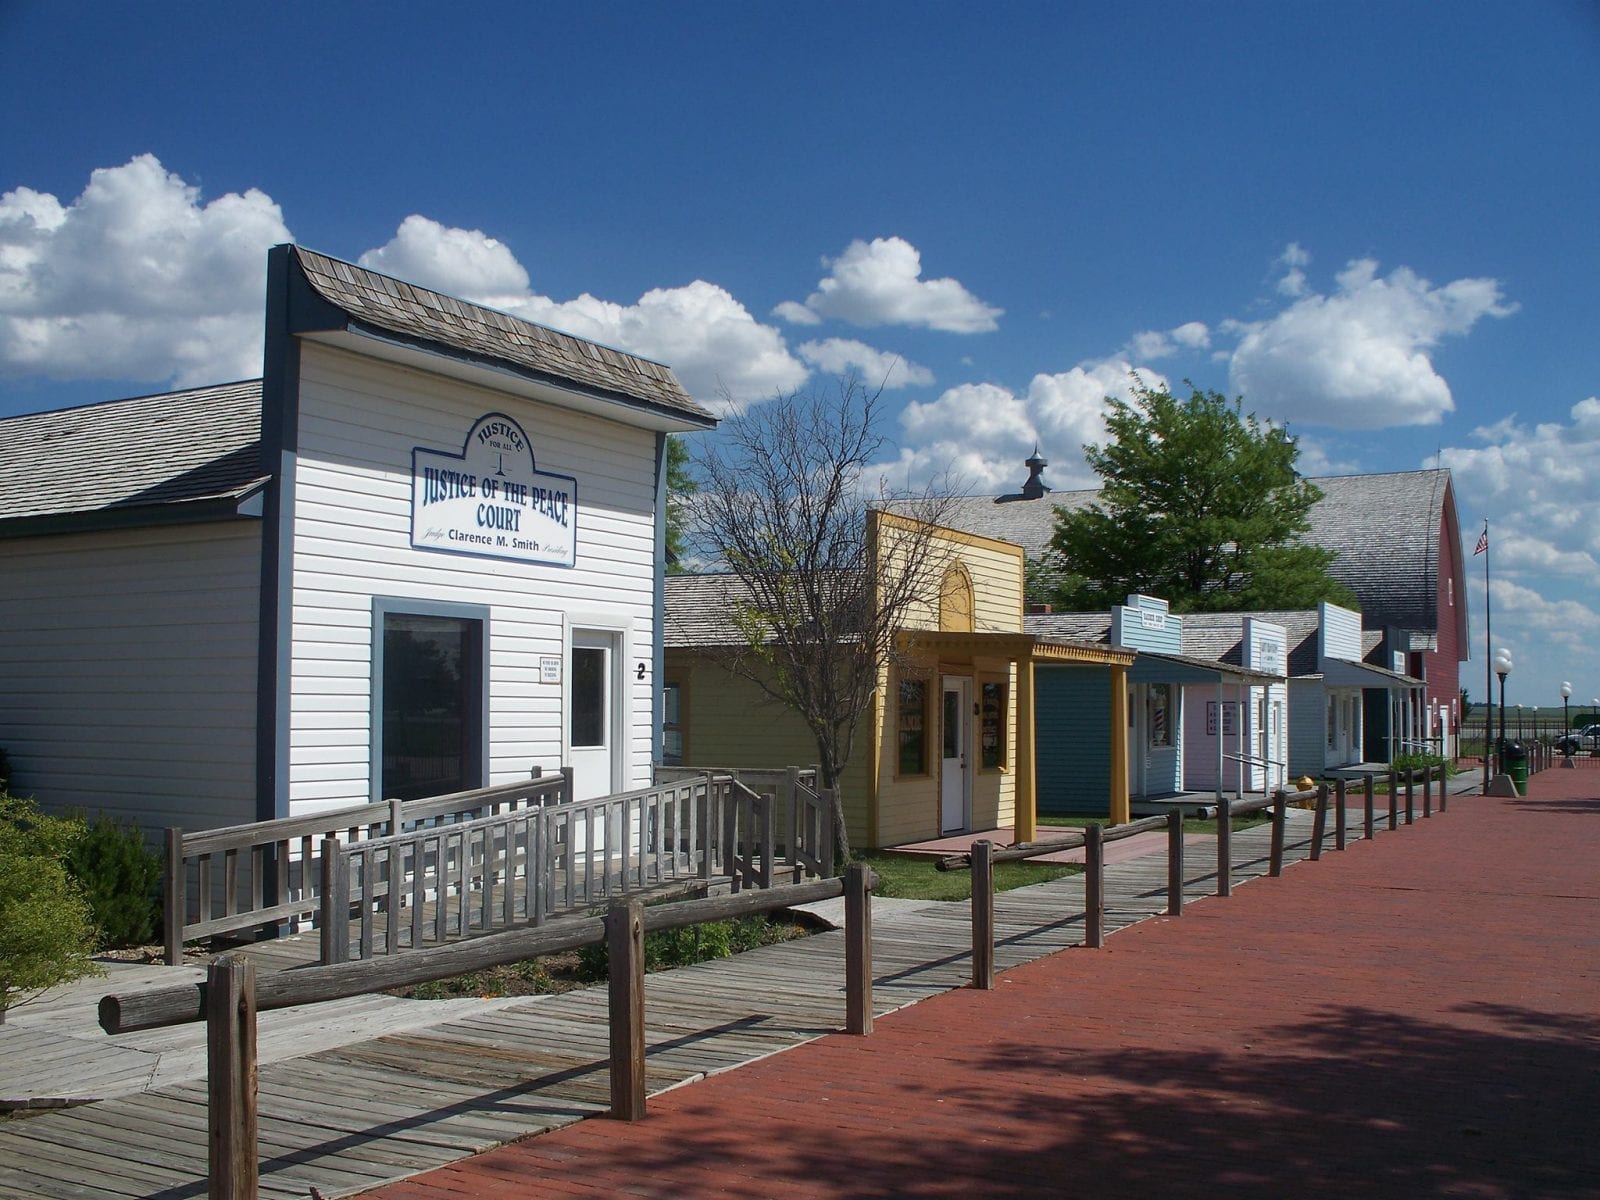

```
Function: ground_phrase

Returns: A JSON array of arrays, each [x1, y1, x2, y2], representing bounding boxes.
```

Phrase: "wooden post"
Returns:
[[1309, 784, 1328, 861], [1438, 764, 1448, 813], [164, 828, 186, 967], [1084, 823, 1104, 948], [1268, 791, 1286, 877], [971, 840, 995, 989], [206, 956, 258, 1200], [606, 899, 646, 1121], [1334, 779, 1348, 850], [699, 773, 715, 880], [845, 863, 873, 1035], [1405, 774, 1415, 825], [1423, 769, 1433, 818], [1363, 773, 1376, 841], [1166, 809, 1184, 916], [1216, 797, 1232, 898], [1387, 770, 1399, 831]]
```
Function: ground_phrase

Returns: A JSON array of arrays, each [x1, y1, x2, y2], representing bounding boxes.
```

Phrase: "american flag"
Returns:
[[1474, 528, 1488, 556]]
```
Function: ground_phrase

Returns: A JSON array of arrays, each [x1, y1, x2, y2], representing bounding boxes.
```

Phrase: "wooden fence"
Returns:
[[943, 759, 1473, 990], [166, 767, 832, 967], [103, 867, 877, 1200], [320, 768, 834, 962], [164, 771, 572, 965]]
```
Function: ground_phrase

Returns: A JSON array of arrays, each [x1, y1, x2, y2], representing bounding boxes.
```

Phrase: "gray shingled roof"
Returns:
[[665, 574, 755, 647], [923, 460, 1458, 636], [292, 247, 714, 426], [1300, 470, 1453, 633], [0, 380, 265, 528]]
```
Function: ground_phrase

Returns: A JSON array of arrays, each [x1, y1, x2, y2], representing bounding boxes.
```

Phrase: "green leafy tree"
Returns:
[[664, 434, 697, 572], [0, 796, 100, 1023], [1047, 383, 1356, 613]]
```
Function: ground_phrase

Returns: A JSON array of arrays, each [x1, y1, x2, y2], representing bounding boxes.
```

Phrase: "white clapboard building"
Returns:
[[0, 245, 716, 832]]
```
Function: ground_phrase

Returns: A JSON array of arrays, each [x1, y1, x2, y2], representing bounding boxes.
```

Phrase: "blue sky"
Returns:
[[2, 1, 1597, 707]]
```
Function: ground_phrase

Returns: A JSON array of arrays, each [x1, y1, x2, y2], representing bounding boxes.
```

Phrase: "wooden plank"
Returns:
[[606, 899, 646, 1120]]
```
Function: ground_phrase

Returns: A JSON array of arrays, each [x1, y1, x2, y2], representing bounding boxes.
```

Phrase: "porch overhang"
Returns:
[[1319, 658, 1424, 691], [1129, 650, 1283, 687], [897, 630, 1134, 668]]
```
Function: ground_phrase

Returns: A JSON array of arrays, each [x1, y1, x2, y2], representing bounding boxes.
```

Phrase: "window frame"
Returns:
[[979, 674, 1008, 772], [896, 671, 931, 778], [370, 597, 491, 804]]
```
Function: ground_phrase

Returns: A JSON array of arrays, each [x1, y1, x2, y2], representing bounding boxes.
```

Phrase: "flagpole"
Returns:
[[1481, 519, 1492, 795]]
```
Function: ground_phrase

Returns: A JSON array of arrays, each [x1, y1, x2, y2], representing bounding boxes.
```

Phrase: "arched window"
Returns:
[[939, 564, 974, 632]]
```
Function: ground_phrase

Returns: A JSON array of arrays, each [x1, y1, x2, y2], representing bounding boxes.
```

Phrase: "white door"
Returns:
[[569, 630, 619, 801], [940, 676, 971, 834]]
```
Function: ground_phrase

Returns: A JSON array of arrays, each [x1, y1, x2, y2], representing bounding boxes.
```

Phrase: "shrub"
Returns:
[[65, 815, 163, 949], [1392, 752, 1450, 776], [0, 795, 100, 1022], [577, 915, 779, 980]]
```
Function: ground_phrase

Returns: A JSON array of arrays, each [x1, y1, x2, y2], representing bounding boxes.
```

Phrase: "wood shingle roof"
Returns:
[[290, 247, 713, 427]]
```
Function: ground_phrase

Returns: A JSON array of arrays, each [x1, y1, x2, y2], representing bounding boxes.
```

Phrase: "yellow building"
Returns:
[[663, 511, 1132, 848]]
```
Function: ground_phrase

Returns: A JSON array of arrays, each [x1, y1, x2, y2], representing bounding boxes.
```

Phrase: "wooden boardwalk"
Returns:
[[0, 811, 1347, 1199]]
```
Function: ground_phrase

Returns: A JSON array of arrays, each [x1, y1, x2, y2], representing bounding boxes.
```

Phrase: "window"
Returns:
[[570, 646, 607, 748], [898, 676, 929, 775], [662, 681, 684, 766], [1327, 695, 1338, 751], [377, 607, 485, 802], [1148, 684, 1173, 748], [980, 679, 1007, 770]]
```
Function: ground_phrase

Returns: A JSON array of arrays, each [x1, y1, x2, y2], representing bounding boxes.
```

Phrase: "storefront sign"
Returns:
[[412, 413, 578, 567]]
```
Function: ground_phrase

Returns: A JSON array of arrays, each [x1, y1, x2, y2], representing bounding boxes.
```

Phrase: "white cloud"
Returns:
[[1126, 320, 1210, 361], [1228, 256, 1516, 429], [0, 155, 292, 385], [775, 236, 1002, 333], [1275, 242, 1311, 298], [796, 338, 933, 389], [879, 359, 1165, 493], [1438, 397, 1600, 585], [359, 219, 807, 409], [358, 215, 529, 298]]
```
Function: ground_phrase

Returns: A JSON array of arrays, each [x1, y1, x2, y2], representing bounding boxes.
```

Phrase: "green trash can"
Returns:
[[1503, 740, 1529, 795]]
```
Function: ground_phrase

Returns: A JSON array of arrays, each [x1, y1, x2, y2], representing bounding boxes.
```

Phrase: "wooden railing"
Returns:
[[103, 868, 878, 1200], [163, 771, 572, 965], [943, 761, 1458, 989], [321, 770, 832, 962], [167, 766, 835, 967]]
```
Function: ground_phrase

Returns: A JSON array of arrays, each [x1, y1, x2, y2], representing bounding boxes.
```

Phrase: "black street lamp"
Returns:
[[1492, 647, 1513, 779], [1560, 681, 1573, 767]]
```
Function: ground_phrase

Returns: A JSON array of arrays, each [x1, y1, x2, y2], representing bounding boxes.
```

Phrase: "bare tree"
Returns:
[[688, 376, 956, 861]]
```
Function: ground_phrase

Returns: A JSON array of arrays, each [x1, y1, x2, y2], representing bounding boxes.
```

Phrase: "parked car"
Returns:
[[1555, 725, 1600, 753]]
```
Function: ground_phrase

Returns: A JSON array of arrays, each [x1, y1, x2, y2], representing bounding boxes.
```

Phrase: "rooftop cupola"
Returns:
[[1020, 446, 1050, 499]]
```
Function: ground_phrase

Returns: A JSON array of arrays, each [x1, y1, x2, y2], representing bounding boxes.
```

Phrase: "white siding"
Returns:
[[1318, 602, 1363, 664], [282, 343, 660, 815], [0, 522, 260, 831]]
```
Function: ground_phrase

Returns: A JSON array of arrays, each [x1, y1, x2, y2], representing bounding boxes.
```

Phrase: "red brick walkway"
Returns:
[[365, 770, 1600, 1200]]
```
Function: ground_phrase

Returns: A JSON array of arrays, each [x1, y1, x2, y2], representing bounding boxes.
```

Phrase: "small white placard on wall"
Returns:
[[540, 655, 562, 684]]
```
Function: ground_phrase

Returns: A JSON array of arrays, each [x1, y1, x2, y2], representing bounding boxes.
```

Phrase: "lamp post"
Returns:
[[1560, 681, 1574, 768], [1487, 647, 1514, 794], [1515, 703, 1523, 741]]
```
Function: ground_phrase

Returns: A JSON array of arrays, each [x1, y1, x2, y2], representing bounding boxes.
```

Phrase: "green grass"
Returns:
[[1039, 812, 1269, 835], [855, 850, 1077, 902]]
